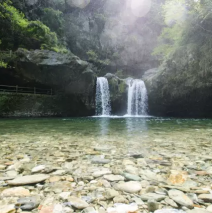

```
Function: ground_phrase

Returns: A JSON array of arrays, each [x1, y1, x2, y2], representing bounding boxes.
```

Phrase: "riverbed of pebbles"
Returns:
[[0, 129, 212, 213]]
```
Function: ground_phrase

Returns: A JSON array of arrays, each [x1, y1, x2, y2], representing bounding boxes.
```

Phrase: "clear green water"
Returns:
[[0, 117, 212, 156]]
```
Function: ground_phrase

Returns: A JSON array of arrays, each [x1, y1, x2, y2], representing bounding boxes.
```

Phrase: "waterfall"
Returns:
[[127, 79, 148, 116], [96, 77, 111, 116]]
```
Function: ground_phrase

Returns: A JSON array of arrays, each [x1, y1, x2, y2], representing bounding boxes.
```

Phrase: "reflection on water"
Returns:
[[125, 117, 148, 155], [97, 117, 110, 136]]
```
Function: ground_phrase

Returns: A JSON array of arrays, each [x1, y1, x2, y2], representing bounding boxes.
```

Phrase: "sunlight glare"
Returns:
[[130, 0, 151, 17]]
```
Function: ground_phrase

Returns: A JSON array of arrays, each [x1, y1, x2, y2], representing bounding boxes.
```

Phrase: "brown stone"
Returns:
[[1, 187, 30, 197], [39, 206, 54, 213], [195, 171, 209, 176], [168, 170, 188, 185], [49, 176, 61, 183]]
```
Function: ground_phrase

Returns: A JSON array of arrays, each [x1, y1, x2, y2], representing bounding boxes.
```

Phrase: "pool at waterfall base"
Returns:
[[0, 117, 212, 212]]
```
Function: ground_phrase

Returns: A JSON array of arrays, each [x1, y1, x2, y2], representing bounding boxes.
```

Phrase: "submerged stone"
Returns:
[[168, 189, 193, 209], [7, 174, 49, 186], [114, 181, 141, 193], [1, 187, 30, 197]]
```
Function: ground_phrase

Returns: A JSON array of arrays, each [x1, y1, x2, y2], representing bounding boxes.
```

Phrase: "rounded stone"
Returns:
[[1, 187, 30, 197], [7, 174, 50, 186], [114, 181, 142, 193]]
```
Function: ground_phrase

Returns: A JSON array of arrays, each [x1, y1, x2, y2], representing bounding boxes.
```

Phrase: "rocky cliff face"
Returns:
[[143, 66, 212, 118], [105, 73, 128, 115], [0, 49, 97, 116]]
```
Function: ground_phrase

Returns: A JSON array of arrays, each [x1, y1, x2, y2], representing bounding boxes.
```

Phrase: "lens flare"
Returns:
[[130, 0, 151, 17]]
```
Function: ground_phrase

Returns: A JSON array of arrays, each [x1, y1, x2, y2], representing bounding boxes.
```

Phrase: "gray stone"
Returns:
[[82, 207, 97, 213], [7, 174, 49, 185], [113, 195, 129, 204], [131, 197, 144, 205], [164, 197, 178, 208], [94, 147, 112, 152], [168, 189, 193, 209], [147, 199, 159, 212], [140, 193, 166, 202], [198, 194, 212, 203], [69, 196, 89, 209], [91, 158, 110, 164], [124, 165, 138, 175], [17, 196, 40, 210], [104, 189, 119, 199], [123, 173, 141, 181], [114, 181, 142, 193]]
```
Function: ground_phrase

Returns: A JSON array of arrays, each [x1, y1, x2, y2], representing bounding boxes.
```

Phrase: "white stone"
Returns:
[[31, 165, 46, 173], [69, 196, 89, 209], [0, 205, 16, 213], [114, 181, 142, 193], [59, 192, 71, 201], [104, 175, 124, 182], [107, 203, 138, 213], [93, 170, 112, 178]]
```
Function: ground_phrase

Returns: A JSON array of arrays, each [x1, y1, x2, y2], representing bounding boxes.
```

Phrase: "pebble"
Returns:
[[59, 192, 71, 201], [123, 173, 141, 181], [7, 174, 50, 185], [168, 189, 193, 209], [104, 188, 119, 199], [1, 187, 30, 197], [103, 175, 124, 182], [164, 197, 178, 208], [207, 205, 212, 212], [187, 209, 211, 213], [114, 181, 142, 193], [91, 158, 110, 164], [107, 203, 138, 213], [0, 205, 16, 213], [93, 170, 112, 178], [113, 195, 129, 204], [140, 193, 166, 202], [148, 199, 159, 212], [17, 196, 40, 210], [198, 194, 212, 203], [69, 196, 89, 209], [82, 207, 98, 213], [31, 165, 46, 173]]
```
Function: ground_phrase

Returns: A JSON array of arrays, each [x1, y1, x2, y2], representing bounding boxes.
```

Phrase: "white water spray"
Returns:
[[96, 77, 111, 116], [127, 79, 148, 116]]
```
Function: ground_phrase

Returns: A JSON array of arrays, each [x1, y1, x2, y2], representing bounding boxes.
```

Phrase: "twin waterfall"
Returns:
[[95, 77, 148, 116], [127, 79, 148, 116], [95, 77, 111, 116]]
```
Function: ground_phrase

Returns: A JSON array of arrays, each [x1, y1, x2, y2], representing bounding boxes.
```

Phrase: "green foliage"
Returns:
[[41, 8, 65, 37], [115, 70, 125, 79], [0, 1, 66, 52], [87, 50, 98, 61], [0, 61, 8, 68], [86, 50, 111, 66]]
